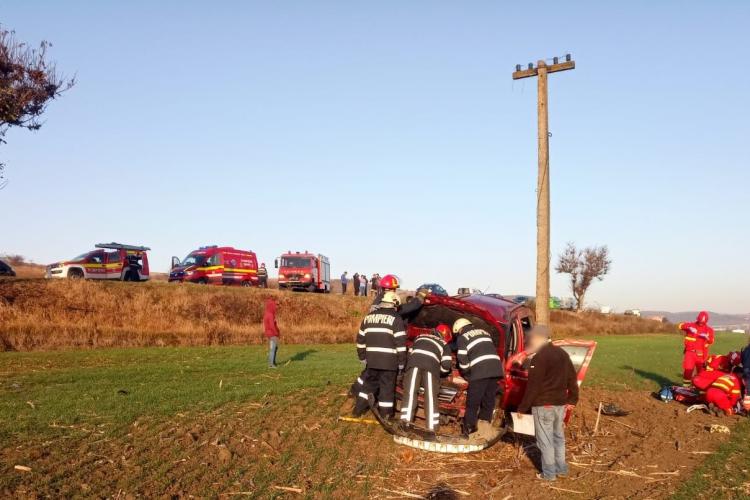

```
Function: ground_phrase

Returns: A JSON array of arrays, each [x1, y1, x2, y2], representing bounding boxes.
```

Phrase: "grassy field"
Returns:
[[1, 333, 748, 497]]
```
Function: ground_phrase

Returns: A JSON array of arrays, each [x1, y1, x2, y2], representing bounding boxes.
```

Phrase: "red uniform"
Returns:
[[680, 311, 714, 386], [704, 373, 742, 415]]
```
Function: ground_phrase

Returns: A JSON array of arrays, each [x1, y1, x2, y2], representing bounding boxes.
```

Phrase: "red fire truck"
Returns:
[[275, 251, 331, 292], [45, 242, 151, 281], [169, 246, 259, 286]]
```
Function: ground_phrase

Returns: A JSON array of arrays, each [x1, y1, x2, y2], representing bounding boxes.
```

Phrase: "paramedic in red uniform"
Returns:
[[692, 351, 741, 397], [679, 311, 714, 387], [705, 372, 742, 416]]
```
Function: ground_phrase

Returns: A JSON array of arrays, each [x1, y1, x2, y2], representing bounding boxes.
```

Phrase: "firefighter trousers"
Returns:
[[353, 368, 397, 418], [400, 367, 441, 431], [464, 377, 499, 432], [705, 387, 739, 413], [682, 350, 705, 386]]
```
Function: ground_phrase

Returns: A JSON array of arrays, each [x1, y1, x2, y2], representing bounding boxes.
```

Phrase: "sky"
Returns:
[[0, 1, 748, 313]]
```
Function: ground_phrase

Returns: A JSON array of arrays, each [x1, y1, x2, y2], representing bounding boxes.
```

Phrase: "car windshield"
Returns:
[[281, 257, 311, 268], [181, 253, 207, 266], [71, 252, 91, 261]]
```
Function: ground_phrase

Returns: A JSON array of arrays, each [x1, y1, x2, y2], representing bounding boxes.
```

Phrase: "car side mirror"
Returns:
[[274, 259, 278, 269]]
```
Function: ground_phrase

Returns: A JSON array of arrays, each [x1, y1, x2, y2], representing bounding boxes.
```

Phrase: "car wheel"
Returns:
[[68, 268, 84, 280], [197, 278, 208, 285]]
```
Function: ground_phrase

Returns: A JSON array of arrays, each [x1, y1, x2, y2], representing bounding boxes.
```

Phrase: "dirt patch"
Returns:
[[383, 387, 736, 499], [0, 387, 735, 498]]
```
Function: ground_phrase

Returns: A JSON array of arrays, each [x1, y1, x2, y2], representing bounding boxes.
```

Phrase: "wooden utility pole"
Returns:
[[513, 55, 574, 326]]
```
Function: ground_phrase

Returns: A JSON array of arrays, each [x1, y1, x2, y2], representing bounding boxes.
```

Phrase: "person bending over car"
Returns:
[[399, 324, 453, 433], [454, 318, 502, 438], [516, 325, 579, 482], [352, 291, 407, 419]]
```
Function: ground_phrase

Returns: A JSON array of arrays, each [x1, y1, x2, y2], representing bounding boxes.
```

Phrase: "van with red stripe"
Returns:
[[45, 243, 151, 281], [169, 245, 259, 286]]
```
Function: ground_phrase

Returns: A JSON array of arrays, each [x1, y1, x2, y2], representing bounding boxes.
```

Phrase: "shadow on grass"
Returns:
[[287, 349, 317, 362], [620, 365, 674, 387]]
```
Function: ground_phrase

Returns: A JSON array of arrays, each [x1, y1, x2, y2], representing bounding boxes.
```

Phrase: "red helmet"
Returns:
[[729, 351, 741, 366], [379, 274, 401, 290], [435, 323, 452, 343], [696, 311, 709, 324]]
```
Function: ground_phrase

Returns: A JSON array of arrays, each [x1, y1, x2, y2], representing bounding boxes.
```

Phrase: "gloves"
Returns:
[[743, 396, 750, 412], [398, 365, 404, 372], [416, 289, 429, 301], [360, 359, 367, 367], [698, 333, 709, 340]]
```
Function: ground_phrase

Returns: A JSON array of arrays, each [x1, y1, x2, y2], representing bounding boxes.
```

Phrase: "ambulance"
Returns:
[[169, 245, 259, 286], [274, 251, 331, 292], [45, 242, 151, 281]]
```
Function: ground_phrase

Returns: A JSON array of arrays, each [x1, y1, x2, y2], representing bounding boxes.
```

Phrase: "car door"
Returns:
[[501, 339, 597, 417], [104, 250, 123, 280], [85, 251, 106, 279]]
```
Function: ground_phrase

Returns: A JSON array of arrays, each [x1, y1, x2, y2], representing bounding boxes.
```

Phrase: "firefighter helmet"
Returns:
[[435, 323, 452, 343], [379, 274, 401, 290], [696, 311, 709, 324], [452, 318, 472, 334], [381, 290, 401, 306], [729, 351, 741, 366]]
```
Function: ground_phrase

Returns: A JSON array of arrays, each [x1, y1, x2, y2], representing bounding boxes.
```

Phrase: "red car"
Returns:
[[377, 292, 596, 452], [45, 243, 151, 281]]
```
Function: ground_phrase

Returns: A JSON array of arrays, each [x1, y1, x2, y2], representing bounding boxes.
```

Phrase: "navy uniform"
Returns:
[[455, 319, 502, 435], [353, 298, 407, 418], [400, 328, 452, 431]]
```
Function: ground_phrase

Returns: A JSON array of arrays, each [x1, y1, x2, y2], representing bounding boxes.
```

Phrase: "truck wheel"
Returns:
[[241, 280, 252, 287], [197, 278, 208, 285], [68, 268, 84, 280]]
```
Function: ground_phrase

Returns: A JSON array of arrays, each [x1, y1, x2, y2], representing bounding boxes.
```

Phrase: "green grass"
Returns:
[[0, 344, 360, 441], [586, 332, 746, 390], [1, 333, 748, 497]]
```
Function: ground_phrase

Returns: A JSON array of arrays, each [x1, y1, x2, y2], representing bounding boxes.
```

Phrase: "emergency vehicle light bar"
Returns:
[[95, 242, 151, 251]]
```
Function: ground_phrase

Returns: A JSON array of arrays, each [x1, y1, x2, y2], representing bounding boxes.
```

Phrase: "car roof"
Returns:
[[427, 293, 531, 326]]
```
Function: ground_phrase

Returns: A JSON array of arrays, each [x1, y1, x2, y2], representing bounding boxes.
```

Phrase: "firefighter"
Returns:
[[257, 263, 268, 288], [352, 291, 407, 418], [679, 311, 715, 387], [705, 371, 743, 416], [692, 352, 741, 397], [399, 324, 453, 433], [454, 318, 502, 437]]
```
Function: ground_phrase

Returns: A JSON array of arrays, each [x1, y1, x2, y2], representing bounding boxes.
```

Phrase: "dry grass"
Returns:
[[0, 279, 675, 351], [0, 280, 369, 351]]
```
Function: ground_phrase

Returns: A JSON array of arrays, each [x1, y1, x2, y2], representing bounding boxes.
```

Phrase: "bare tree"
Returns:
[[0, 26, 74, 188], [555, 242, 611, 312]]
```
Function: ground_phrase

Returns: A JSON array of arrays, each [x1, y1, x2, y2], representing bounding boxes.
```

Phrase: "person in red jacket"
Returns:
[[263, 299, 280, 368], [679, 311, 714, 386], [705, 372, 742, 416], [692, 351, 741, 397]]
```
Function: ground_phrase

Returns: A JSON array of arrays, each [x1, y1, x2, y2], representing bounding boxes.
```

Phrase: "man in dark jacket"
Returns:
[[353, 291, 407, 418], [454, 318, 503, 437], [741, 337, 750, 412], [400, 324, 453, 433], [517, 325, 579, 481], [257, 263, 268, 288], [353, 273, 360, 296]]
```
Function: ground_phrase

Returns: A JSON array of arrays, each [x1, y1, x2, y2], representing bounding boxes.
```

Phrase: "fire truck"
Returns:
[[169, 246, 259, 286], [45, 243, 151, 281], [275, 251, 331, 292]]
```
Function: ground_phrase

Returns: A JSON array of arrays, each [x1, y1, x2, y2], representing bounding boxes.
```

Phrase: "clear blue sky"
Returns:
[[1, 1, 748, 313]]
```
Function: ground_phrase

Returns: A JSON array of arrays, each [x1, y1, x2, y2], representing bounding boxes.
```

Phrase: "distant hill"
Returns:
[[641, 311, 750, 330]]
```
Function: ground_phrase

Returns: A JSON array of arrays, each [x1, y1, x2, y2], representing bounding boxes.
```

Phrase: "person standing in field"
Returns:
[[257, 263, 268, 288], [360, 275, 368, 296], [263, 299, 280, 368], [353, 273, 360, 296], [370, 274, 379, 297], [340, 271, 349, 294], [516, 325, 579, 482], [679, 311, 715, 387]]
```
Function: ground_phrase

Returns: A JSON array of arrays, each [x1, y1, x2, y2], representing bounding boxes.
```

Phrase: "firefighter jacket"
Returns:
[[356, 304, 407, 370], [257, 267, 268, 278], [456, 325, 502, 381], [405, 333, 452, 377], [679, 321, 714, 352], [711, 373, 742, 397]]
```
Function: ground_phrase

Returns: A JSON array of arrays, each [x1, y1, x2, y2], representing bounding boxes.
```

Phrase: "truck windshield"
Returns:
[[181, 254, 207, 267], [281, 257, 312, 268]]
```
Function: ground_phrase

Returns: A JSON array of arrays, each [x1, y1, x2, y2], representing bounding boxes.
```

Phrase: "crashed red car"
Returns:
[[374, 293, 596, 452]]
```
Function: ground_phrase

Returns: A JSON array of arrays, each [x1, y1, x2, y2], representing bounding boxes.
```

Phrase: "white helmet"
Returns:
[[452, 318, 472, 334], [381, 290, 401, 306]]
